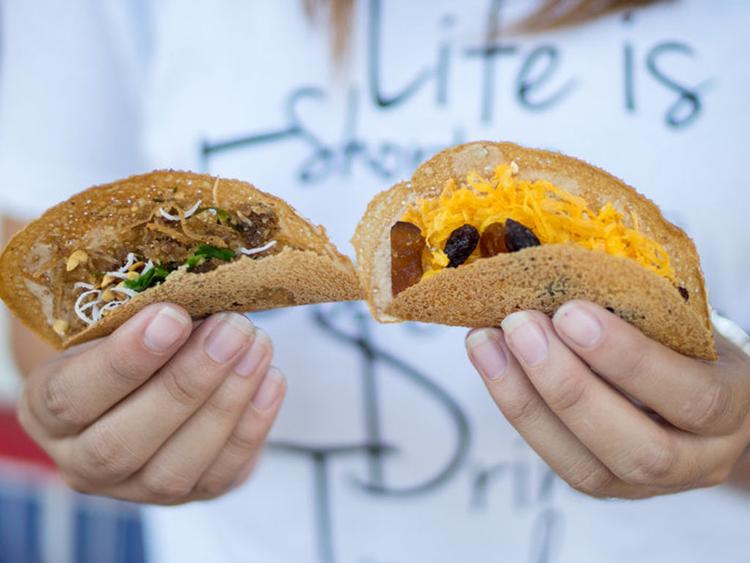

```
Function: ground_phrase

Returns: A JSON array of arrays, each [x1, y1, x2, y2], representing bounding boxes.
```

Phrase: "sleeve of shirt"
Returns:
[[0, 0, 153, 219]]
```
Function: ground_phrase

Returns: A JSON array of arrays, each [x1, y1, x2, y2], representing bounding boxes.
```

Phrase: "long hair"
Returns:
[[516, 0, 665, 32], [305, 0, 664, 59], [302, 0, 355, 61]]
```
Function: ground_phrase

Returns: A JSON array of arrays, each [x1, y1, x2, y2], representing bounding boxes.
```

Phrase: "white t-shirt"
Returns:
[[1, 1, 750, 562]]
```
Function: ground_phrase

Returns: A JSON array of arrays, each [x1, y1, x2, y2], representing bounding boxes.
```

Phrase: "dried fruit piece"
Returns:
[[480, 222, 508, 257], [391, 221, 425, 295], [505, 219, 540, 252], [678, 286, 689, 302], [445, 225, 480, 268]]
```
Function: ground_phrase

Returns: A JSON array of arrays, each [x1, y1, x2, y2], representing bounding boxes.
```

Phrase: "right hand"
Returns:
[[16, 304, 285, 504]]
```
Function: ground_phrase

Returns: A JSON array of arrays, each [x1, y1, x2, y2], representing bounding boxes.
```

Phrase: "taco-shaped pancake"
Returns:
[[0, 170, 360, 348], [353, 141, 715, 359]]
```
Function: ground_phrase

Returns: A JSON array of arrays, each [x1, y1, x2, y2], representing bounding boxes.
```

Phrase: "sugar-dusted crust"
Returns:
[[0, 170, 360, 348], [352, 141, 715, 360]]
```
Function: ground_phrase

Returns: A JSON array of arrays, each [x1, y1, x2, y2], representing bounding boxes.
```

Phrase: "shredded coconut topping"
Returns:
[[184, 200, 202, 218], [239, 240, 277, 256], [74, 289, 102, 325], [118, 253, 137, 273], [159, 200, 202, 222], [158, 208, 180, 221], [73, 254, 142, 325]]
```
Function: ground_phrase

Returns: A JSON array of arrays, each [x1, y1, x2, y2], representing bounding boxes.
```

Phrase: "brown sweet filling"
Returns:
[[390, 221, 425, 295], [389, 163, 690, 300], [49, 196, 280, 335], [390, 218, 541, 296]]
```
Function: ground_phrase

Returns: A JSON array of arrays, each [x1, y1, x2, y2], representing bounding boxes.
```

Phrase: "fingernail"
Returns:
[[252, 368, 285, 411], [501, 312, 548, 366], [204, 313, 254, 363], [466, 330, 507, 380], [143, 306, 190, 352], [234, 330, 271, 377], [554, 303, 603, 348]]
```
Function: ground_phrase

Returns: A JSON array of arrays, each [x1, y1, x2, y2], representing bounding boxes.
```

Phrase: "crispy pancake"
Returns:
[[0, 170, 360, 348], [352, 141, 715, 359]]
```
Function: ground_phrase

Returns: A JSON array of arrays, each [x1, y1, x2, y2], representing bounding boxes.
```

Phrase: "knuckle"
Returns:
[[140, 467, 195, 502], [682, 378, 733, 433], [194, 474, 231, 499], [160, 366, 215, 409], [196, 453, 261, 499], [227, 424, 265, 455], [75, 424, 141, 483], [545, 371, 588, 414], [60, 471, 94, 495], [621, 347, 652, 382], [105, 344, 151, 386], [501, 392, 544, 426], [620, 438, 677, 486], [617, 487, 654, 500], [40, 376, 86, 430], [567, 464, 614, 497], [702, 465, 732, 488], [205, 388, 248, 421]]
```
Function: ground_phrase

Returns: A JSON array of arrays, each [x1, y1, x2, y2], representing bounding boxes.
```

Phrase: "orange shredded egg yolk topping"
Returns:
[[400, 163, 675, 283]]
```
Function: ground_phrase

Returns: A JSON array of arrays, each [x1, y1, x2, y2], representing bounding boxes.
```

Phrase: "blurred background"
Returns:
[[0, 0, 748, 562]]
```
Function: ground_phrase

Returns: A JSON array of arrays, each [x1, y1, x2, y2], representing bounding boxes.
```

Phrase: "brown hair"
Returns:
[[305, 0, 663, 58], [516, 0, 665, 32], [303, 0, 355, 61]]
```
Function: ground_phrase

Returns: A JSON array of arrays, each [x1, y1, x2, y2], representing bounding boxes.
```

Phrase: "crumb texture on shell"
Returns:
[[352, 141, 715, 360]]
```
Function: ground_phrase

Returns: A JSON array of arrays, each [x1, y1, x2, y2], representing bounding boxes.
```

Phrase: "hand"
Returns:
[[465, 300, 750, 499], [17, 304, 285, 504]]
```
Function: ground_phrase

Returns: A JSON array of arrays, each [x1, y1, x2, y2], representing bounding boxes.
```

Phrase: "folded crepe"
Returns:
[[0, 170, 360, 348], [353, 141, 715, 359]]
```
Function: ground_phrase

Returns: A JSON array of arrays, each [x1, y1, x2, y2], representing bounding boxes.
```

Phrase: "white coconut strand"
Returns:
[[74, 289, 102, 325], [239, 240, 277, 256], [183, 200, 202, 218], [96, 300, 128, 320], [158, 208, 180, 221], [159, 200, 201, 222], [117, 253, 137, 273]]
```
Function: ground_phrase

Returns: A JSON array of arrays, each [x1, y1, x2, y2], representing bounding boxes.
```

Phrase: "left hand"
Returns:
[[465, 300, 750, 499]]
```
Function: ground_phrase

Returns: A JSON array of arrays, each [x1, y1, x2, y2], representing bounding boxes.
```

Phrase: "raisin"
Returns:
[[480, 222, 508, 257], [391, 221, 425, 295], [505, 219, 540, 252], [444, 224, 480, 268], [678, 286, 689, 302]]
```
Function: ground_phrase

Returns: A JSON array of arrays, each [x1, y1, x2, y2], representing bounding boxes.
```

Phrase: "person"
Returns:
[[1, 1, 749, 562]]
